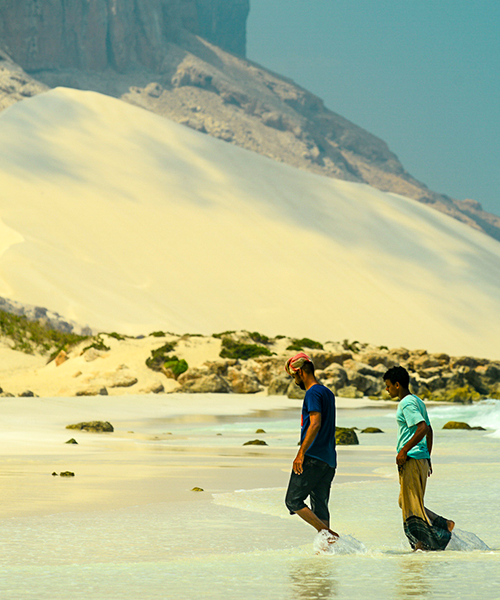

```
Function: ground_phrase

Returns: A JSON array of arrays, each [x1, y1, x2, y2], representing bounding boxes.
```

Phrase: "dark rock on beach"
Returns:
[[243, 439, 268, 446], [442, 421, 472, 430], [335, 427, 359, 445], [361, 427, 384, 433], [66, 421, 114, 433]]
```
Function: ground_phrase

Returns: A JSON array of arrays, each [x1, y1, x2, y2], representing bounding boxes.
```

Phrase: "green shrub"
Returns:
[[163, 357, 189, 377], [212, 330, 236, 339], [146, 342, 178, 371], [286, 337, 324, 352], [248, 331, 270, 345], [149, 331, 167, 337], [219, 337, 274, 360], [103, 332, 126, 341], [342, 339, 361, 353], [82, 337, 111, 353], [0, 309, 88, 355]]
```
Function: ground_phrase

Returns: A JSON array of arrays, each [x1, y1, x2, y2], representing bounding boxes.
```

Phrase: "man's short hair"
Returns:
[[383, 365, 409, 388], [301, 360, 315, 375]]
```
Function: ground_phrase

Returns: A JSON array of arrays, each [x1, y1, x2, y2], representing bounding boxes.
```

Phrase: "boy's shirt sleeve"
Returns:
[[402, 398, 426, 428]]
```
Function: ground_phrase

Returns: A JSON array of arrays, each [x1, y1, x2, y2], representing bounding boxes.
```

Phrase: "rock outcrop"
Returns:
[[0, 0, 248, 73]]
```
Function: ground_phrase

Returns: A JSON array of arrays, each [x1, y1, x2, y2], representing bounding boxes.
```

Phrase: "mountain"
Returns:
[[1, 88, 500, 359], [0, 0, 499, 242]]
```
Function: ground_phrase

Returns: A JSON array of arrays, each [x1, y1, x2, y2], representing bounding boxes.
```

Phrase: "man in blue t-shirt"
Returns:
[[384, 366, 454, 551], [284, 352, 338, 541]]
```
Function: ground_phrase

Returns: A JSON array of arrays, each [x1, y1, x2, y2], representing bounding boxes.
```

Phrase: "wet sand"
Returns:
[[0, 394, 396, 518]]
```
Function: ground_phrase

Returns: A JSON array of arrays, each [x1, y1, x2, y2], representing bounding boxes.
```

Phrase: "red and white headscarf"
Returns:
[[285, 352, 313, 376]]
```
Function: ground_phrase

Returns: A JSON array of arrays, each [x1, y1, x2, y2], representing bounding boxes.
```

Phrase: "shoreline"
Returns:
[[0, 394, 397, 520]]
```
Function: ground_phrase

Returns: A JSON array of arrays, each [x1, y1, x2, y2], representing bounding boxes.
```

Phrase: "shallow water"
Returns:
[[1, 399, 499, 599]]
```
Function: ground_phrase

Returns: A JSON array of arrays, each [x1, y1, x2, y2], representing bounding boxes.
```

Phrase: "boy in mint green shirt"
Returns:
[[396, 393, 431, 461], [384, 366, 454, 551]]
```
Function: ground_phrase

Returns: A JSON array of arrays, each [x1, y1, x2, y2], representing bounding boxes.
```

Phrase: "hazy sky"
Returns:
[[247, 0, 500, 216]]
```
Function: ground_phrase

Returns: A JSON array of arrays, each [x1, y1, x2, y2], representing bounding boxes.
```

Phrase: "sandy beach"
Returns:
[[0, 393, 395, 519], [0, 392, 499, 600]]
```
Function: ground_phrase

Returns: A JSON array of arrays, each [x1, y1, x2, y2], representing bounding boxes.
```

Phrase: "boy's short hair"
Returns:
[[383, 365, 410, 388]]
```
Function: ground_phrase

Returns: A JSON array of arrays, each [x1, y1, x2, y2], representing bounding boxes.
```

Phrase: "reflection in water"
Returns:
[[396, 556, 431, 599], [289, 558, 338, 599]]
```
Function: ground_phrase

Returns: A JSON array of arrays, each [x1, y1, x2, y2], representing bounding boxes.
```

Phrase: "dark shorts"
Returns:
[[285, 455, 336, 523]]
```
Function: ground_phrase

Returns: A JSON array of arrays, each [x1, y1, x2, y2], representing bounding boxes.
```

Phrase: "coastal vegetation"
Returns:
[[1, 311, 499, 402], [219, 336, 274, 360], [0, 308, 87, 356]]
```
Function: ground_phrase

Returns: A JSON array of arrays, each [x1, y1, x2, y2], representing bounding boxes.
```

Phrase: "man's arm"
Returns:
[[396, 421, 429, 466], [293, 411, 321, 475]]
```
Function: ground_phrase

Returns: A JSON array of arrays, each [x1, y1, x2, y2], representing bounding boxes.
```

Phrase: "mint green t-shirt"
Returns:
[[396, 394, 431, 459]]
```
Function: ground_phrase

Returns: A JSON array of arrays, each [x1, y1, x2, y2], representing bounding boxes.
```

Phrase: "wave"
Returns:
[[446, 528, 490, 552], [428, 399, 500, 437], [313, 530, 367, 555]]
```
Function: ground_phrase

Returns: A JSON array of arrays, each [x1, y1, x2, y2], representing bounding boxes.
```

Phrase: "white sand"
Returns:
[[1, 88, 500, 358]]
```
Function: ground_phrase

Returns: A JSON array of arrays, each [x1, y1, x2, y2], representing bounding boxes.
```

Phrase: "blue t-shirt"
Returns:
[[396, 394, 431, 459], [301, 384, 337, 468]]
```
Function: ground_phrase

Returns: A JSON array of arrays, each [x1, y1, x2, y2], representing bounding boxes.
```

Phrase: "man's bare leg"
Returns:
[[295, 507, 339, 540]]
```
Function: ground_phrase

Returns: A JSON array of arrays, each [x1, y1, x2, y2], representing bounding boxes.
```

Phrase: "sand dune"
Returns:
[[1, 88, 500, 358]]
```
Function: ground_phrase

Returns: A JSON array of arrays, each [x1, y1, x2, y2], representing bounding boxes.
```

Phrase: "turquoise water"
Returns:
[[1, 399, 499, 599]]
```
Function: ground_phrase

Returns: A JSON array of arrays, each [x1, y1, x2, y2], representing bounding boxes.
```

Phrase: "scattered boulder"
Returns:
[[75, 385, 108, 396], [59, 471, 75, 477], [178, 374, 231, 393], [251, 357, 285, 386], [65, 438, 78, 444], [336, 385, 363, 399], [255, 429, 266, 434], [287, 381, 305, 400], [439, 385, 480, 404], [100, 366, 138, 388], [137, 381, 165, 394], [225, 367, 261, 394], [335, 427, 359, 445], [54, 350, 69, 366], [267, 374, 290, 395], [19, 390, 36, 397], [83, 348, 106, 362], [191, 487, 204, 492], [243, 439, 268, 446], [442, 421, 471, 430], [361, 427, 384, 433], [66, 421, 114, 432]]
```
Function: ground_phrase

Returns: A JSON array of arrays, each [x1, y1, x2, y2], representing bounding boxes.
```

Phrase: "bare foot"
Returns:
[[414, 541, 425, 551], [326, 529, 339, 543], [447, 520, 455, 532]]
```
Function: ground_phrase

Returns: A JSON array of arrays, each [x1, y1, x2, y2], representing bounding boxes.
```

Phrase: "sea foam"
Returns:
[[446, 528, 490, 552], [313, 529, 367, 555]]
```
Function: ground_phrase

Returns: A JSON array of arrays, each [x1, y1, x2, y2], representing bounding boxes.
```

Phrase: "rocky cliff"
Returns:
[[0, 0, 248, 72], [0, 0, 499, 241]]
